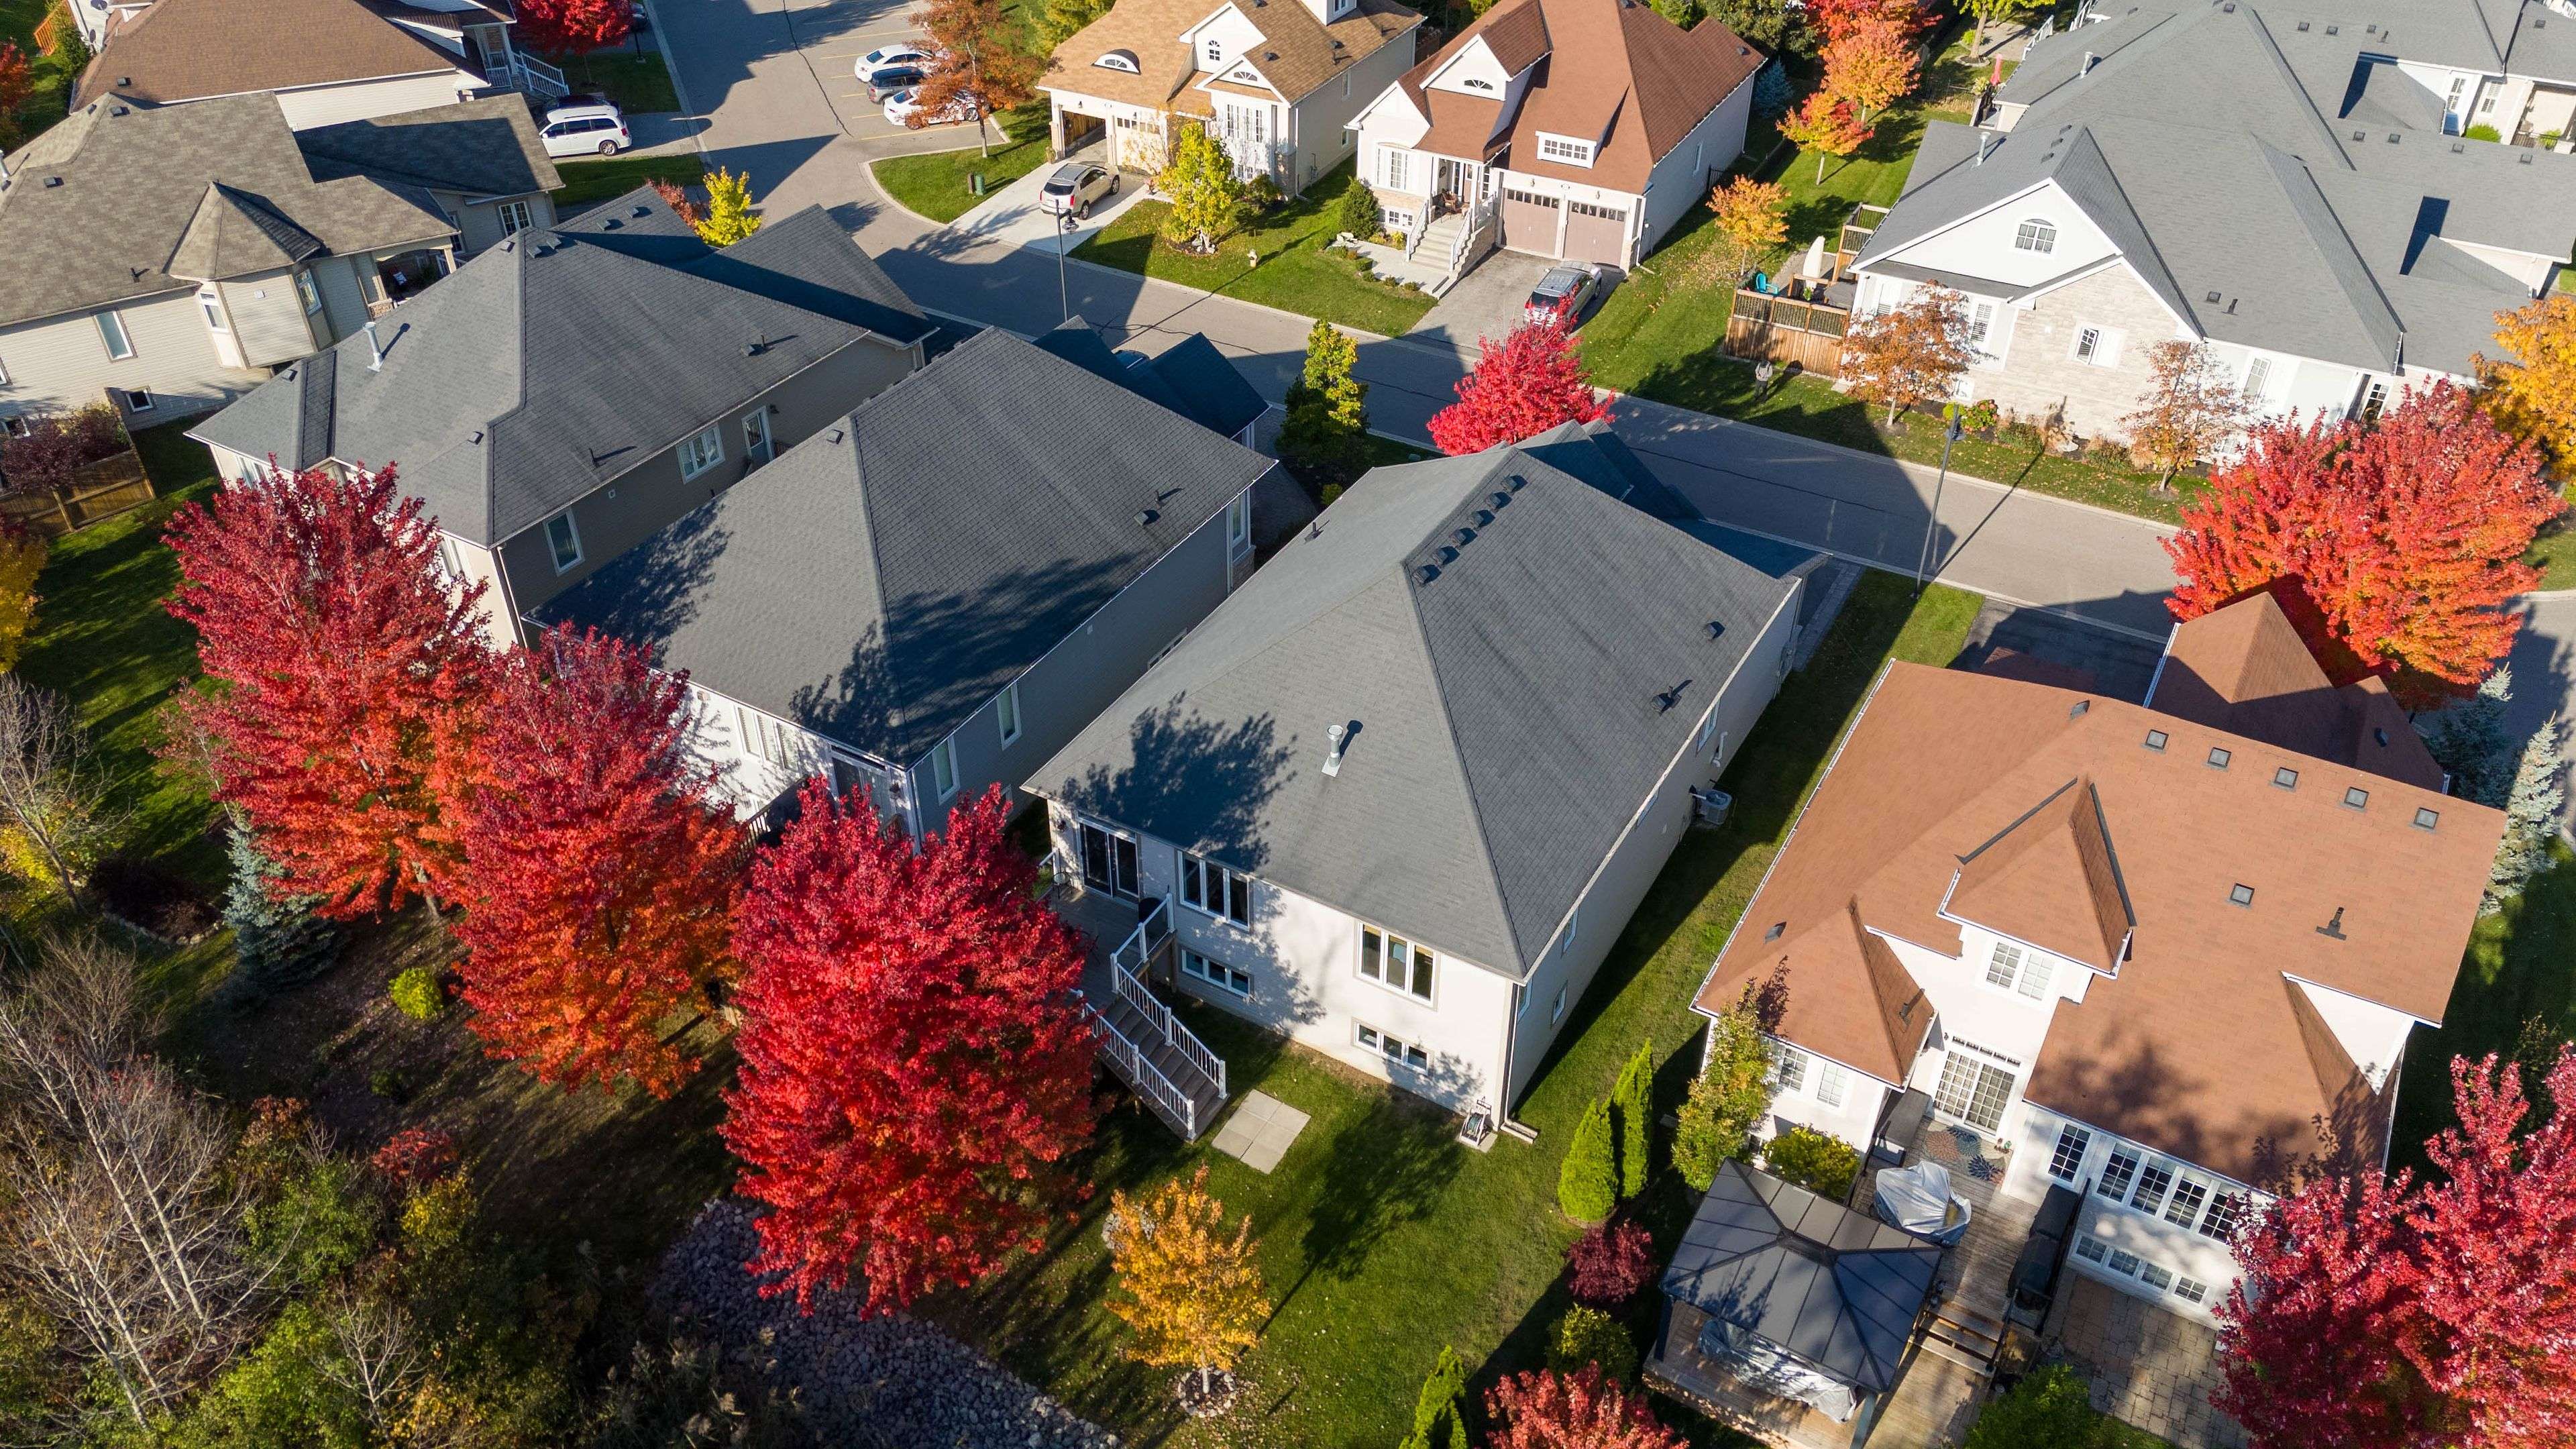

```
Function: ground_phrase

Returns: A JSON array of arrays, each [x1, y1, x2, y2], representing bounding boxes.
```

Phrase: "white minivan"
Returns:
[[541, 103, 631, 158]]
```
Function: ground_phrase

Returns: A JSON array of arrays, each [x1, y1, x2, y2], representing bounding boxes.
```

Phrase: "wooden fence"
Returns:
[[1723, 290, 1851, 378], [2, 447, 157, 539]]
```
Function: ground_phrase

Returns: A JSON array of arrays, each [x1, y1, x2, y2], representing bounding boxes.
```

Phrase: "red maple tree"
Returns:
[[1428, 311, 1614, 455], [164, 462, 490, 919], [1807, 0, 1932, 44], [2165, 382, 2561, 708], [0, 44, 32, 148], [2216, 1045, 2576, 1448], [1485, 1366, 1686, 1449], [443, 626, 749, 1097], [722, 782, 1099, 1314], [513, 0, 629, 56]]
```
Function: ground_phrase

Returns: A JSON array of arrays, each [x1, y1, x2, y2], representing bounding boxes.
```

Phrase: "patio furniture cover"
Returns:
[[1695, 1316, 1861, 1422], [1875, 1160, 1974, 1246], [1662, 1161, 1944, 1397]]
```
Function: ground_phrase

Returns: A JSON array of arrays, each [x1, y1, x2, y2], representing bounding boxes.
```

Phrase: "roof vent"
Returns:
[[2316, 906, 2347, 940], [1134, 508, 1158, 527], [2080, 49, 2097, 73], [42, 176, 60, 188], [1655, 680, 1693, 713], [282, 367, 297, 380], [2205, 289, 2222, 303], [2373, 727, 2390, 746], [826, 427, 845, 443], [2226, 298, 2238, 313], [743, 337, 766, 357], [1489, 490, 1511, 508], [1473, 509, 1494, 525], [468, 429, 482, 443], [2522, 151, 2536, 164], [2296, 18, 2308, 29], [2324, 22, 2337, 34], [2352, 129, 2367, 142], [364, 320, 384, 372], [2220, 1, 2233, 11], [2387, 132, 2400, 144], [1322, 722, 1350, 777], [1414, 564, 1440, 584], [1505, 474, 1525, 491], [1763, 921, 1786, 942], [1436, 545, 1458, 564], [2365, 21, 2375, 32], [2453, 141, 2465, 152], [1452, 527, 1474, 545], [117, 76, 130, 86], [2068, 698, 2090, 718], [500, 237, 515, 252], [109, 105, 127, 116], [603, 217, 622, 229], [1705, 621, 1725, 640]]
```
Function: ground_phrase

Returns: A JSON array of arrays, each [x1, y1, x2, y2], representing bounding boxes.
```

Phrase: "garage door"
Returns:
[[1501, 188, 1562, 256], [1563, 200, 1630, 267]]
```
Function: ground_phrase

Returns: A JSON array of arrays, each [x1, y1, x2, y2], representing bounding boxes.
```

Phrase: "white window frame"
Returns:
[[742, 408, 771, 464], [0, 354, 10, 385], [1536, 133, 1595, 166], [1379, 144, 1410, 193], [2242, 354, 2271, 404], [1355, 1021, 1430, 1071], [928, 737, 959, 801], [120, 388, 154, 413], [2014, 217, 2056, 254], [199, 292, 228, 332], [1930, 1041, 2019, 1134], [997, 681, 1022, 745], [496, 199, 533, 235], [1181, 946, 1252, 999], [1226, 490, 1251, 551], [296, 270, 323, 314], [1203, 36, 1220, 64], [1181, 851, 1252, 928], [1552, 985, 1566, 1024], [1358, 922, 1436, 1004], [678, 423, 725, 481], [737, 706, 794, 764], [544, 511, 582, 573], [2047, 1123, 2092, 1183], [97, 310, 135, 360], [1774, 1044, 1809, 1093], [1816, 1060, 1850, 1109]]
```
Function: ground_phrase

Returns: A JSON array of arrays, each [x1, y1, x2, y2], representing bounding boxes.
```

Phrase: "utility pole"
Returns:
[[1915, 413, 1966, 596], [1056, 211, 1079, 322]]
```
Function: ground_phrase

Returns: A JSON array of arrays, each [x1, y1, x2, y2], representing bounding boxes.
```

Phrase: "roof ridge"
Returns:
[[2253, 138, 2402, 367], [839, 419, 912, 749], [2057, 125, 2202, 335]]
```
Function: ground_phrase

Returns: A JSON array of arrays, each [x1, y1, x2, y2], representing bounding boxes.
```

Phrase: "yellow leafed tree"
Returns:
[[0, 522, 43, 674], [2477, 294, 2576, 478], [694, 168, 761, 247], [1105, 1165, 1268, 1407]]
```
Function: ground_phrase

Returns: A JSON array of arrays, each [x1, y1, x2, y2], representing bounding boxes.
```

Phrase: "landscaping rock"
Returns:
[[654, 1199, 1124, 1449]]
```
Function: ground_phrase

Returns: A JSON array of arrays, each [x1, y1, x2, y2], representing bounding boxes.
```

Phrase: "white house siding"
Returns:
[[1286, 31, 1416, 193], [269, 71, 479, 129], [1868, 180, 2121, 288], [908, 491, 1244, 834], [0, 291, 271, 424], [2005, 1102, 2263, 1326], [213, 268, 325, 368], [1636, 73, 1755, 263], [1506, 577, 1803, 1103]]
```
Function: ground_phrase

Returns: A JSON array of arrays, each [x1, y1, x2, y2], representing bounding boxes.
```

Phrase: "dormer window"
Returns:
[[1205, 37, 1221, 64], [2015, 217, 2057, 254], [1538, 134, 1594, 166], [1464, 76, 1494, 90], [1094, 48, 1140, 72]]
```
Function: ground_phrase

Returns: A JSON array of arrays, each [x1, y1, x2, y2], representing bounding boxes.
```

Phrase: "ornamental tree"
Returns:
[[1565, 1219, 1656, 1307], [1821, 17, 1919, 122], [164, 462, 489, 920], [1778, 92, 1873, 185], [1157, 125, 1244, 256], [694, 168, 760, 247], [443, 626, 749, 1097], [649, 178, 704, 229], [1960, 0, 2042, 52], [2121, 339, 2249, 490], [911, 0, 1040, 156], [2164, 382, 2562, 707], [1557, 1097, 1619, 1223], [1672, 979, 1776, 1189], [1807, 0, 1931, 44], [1706, 0, 1807, 57], [1105, 1164, 1269, 1406], [1484, 1365, 1686, 1449], [1705, 176, 1788, 281], [511, 0, 629, 56], [1427, 311, 1613, 455], [1402, 1345, 1471, 1449], [722, 782, 1098, 1315], [2476, 292, 2576, 475], [1838, 284, 1976, 424], [0, 44, 30, 148], [2216, 1046, 2576, 1449], [1611, 1039, 1653, 1199], [1279, 319, 1371, 495]]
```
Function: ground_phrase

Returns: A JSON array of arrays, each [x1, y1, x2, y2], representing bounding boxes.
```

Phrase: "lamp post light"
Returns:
[[1056, 210, 1080, 323], [1915, 412, 1966, 597]]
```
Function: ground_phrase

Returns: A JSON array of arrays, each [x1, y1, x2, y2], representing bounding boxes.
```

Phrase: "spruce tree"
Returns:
[[224, 823, 339, 990], [2488, 716, 2567, 910], [1558, 1097, 1619, 1223], [1613, 1040, 1654, 1199], [1401, 1344, 1470, 1449], [2427, 665, 2516, 808]]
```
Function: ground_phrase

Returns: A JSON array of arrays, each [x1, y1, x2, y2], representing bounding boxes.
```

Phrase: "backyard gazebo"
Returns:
[[1648, 1160, 1944, 1434]]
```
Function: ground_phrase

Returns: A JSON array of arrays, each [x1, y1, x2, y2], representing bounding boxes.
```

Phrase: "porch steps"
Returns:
[[1099, 991, 1227, 1136], [1416, 211, 1468, 260], [1918, 1304, 2008, 1377]]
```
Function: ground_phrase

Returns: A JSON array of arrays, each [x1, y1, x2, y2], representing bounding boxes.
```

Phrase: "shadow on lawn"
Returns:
[[1277, 1091, 1460, 1314]]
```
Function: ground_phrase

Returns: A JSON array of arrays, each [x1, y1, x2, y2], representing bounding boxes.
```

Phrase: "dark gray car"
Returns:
[[1525, 263, 1603, 326]]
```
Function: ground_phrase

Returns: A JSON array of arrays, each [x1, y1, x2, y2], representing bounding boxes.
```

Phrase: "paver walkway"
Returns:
[[2052, 1275, 2248, 1449]]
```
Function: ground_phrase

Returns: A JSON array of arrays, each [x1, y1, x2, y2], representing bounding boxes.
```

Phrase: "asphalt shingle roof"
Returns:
[[191, 189, 929, 545], [73, 0, 471, 109], [1029, 424, 1813, 980], [297, 97, 560, 199], [537, 327, 1280, 764], [1034, 320, 1267, 439]]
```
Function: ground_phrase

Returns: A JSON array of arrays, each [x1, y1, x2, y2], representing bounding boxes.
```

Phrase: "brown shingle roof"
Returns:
[[1696, 660, 2502, 1183], [1042, 0, 1419, 112], [1945, 778, 2134, 974], [2152, 591, 2447, 792], [74, 0, 472, 110]]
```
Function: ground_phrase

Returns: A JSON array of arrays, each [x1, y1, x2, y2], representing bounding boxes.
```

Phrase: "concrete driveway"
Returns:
[[940, 146, 1150, 250], [1408, 250, 1557, 349]]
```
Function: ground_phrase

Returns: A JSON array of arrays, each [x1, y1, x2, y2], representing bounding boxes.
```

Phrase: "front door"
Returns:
[[1077, 819, 1139, 899], [743, 409, 773, 465], [1435, 156, 1462, 202]]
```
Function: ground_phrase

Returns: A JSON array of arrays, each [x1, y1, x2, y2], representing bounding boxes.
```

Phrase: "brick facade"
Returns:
[[1968, 264, 2182, 442]]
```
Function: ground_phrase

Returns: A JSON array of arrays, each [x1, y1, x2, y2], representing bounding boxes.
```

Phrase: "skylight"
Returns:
[[2206, 747, 2231, 769]]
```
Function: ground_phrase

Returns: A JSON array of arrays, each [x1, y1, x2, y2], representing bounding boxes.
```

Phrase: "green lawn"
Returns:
[[2526, 486, 2576, 587], [1073, 160, 1436, 337], [550, 152, 708, 211], [926, 572, 1984, 1447], [869, 105, 1051, 223], [1578, 28, 2198, 525], [0, 0, 80, 142], [556, 48, 681, 113], [2392, 841, 2576, 1170]]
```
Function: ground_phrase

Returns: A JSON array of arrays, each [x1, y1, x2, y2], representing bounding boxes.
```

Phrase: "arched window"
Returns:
[[2015, 217, 2057, 254], [1094, 48, 1140, 72]]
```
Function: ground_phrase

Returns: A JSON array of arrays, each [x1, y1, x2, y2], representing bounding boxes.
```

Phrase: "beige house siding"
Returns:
[[311, 254, 376, 341], [1957, 264, 2184, 441], [270, 70, 479, 129], [214, 268, 327, 368], [0, 290, 271, 423], [447, 191, 556, 257], [1287, 30, 1417, 192]]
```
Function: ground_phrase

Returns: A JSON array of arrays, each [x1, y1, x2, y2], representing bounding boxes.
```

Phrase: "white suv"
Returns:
[[540, 103, 631, 158]]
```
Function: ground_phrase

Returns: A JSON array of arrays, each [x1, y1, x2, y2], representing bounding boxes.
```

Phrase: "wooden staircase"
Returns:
[[1917, 1303, 2008, 1377], [1075, 896, 1228, 1139]]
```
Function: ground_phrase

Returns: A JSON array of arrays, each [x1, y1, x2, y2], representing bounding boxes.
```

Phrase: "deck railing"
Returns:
[[1108, 900, 1226, 1097], [1082, 1000, 1201, 1137]]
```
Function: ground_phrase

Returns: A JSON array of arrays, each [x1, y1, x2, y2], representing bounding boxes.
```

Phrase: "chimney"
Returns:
[[364, 321, 384, 372], [1322, 722, 1349, 777]]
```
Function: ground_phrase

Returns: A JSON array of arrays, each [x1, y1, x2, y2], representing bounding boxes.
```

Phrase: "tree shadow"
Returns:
[[1040, 700, 1294, 875], [550, 500, 731, 654], [1278, 1089, 1462, 1318]]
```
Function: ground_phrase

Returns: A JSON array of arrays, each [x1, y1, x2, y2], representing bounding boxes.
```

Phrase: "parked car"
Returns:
[[855, 42, 932, 78], [1039, 162, 1118, 217], [862, 64, 925, 102], [539, 102, 630, 158], [1525, 263, 1603, 326], [882, 88, 975, 128]]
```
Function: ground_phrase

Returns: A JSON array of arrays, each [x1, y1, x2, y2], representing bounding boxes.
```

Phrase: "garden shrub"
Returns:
[[1964, 1364, 2108, 1449], [1546, 1305, 1638, 1383], [1566, 1218, 1657, 1307], [1558, 1097, 1619, 1222], [91, 855, 217, 939], [390, 964, 445, 1021], [1611, 1039, 1653, 1198], [1336, 174, 1380, 237], [1400, 1344, 1470, 1449], [1764, 1126, 1862, 1200], [2465, 123, 2503, 141]]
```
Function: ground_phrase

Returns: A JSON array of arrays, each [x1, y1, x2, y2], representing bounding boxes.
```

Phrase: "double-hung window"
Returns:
[[2129, 1160, 2176, 1216], [1774, 1044, 1809, 1093], [496, 200, 533, 235], [928, 738, 959, 800], [1181, 853, 1252, 927], [997, 682, 1022, 745], [1359, 924, 1434, 1002], [200, 292, 228, 332], [1983, 941, 2054, 1000], [2097, 1146, 2141, 1201], [544, 511, 582, 572], [2243, 356, 2271, 404], [1226, 492, 1251, 551], [738, 707, 792, 763], [2163, 1174, 2211, 1229], [1815, 1059, 1850, 1109], [678, 423, 724, 481], [2047, 1124, 2092, 1183]]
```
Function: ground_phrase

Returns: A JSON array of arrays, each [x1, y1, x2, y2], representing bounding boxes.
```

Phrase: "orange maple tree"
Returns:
[[1778, 91, 1874, 184], [1837, 284, 1976, 425], [2165, 381, 2563, 706], [2476, 293, 2576, 476], [443, 625, 749, 1097], [1822, 17, 1919, 121], [1807, 0, 1933, 44], [909, 0, 1040, 156], [1705, 176, 1789, 278]]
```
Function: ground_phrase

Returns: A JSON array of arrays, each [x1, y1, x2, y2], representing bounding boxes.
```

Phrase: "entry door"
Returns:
[[1077, 820, 1139, 899], [743, 409, 773, 465]]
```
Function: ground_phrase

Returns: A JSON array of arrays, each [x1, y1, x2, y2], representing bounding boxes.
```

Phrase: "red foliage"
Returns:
[[1426, 311, 1614, 455], [1484, 1365, 1685, 1449], [513, 0, 629, 56], [1807, 0, 1931, 44], [371, 1128, 461, 1191], [2215, 1045, 2576, 1448], [722, 783, 1099, 1315], [2164, 382, 2561, 708], [444, 626, 748, 1097], [0, 44, 30, 142], [164, 462, 490, 919], [1565, 1218, 1656, 1308], [649, 178, 703, 227]]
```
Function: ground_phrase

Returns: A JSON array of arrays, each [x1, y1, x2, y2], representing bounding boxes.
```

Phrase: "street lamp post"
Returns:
[[1914, 413, 1966, 596], [1056, 211, 1079, 323]]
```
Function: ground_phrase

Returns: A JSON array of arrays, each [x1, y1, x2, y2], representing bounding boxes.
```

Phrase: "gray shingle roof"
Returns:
[[296, 97, 560, 199], [1034, 319, 1267, 439], [0, 92, 453, 326], [537, 327, 1279, 763], [192, 189, 928, 545], [1027, 424, 1813, 980]]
